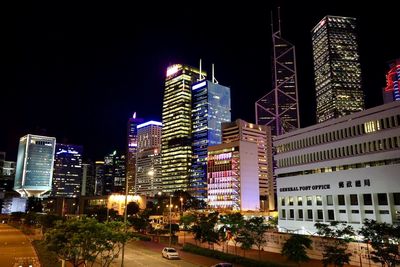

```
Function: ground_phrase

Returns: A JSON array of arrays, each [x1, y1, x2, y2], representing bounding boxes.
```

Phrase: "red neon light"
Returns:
[[384, 65, 398, 92]]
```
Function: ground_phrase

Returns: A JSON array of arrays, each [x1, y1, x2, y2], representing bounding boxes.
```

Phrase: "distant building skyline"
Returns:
[[312, 15, 365, 123]]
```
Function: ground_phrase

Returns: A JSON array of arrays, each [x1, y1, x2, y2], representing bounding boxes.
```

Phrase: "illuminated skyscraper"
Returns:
[[94, 161, 104, 195], [191, 80, 231, 199], [383, 58, 400, 103], [126, 113, 144, 194], [135, 121, 162, 196], [52, 144, 83, 198], [256, 11, 300, 136], [161, 64, 206, 193], [14, 134, 56, 197], [312, 15, 364, 123], [222, 119, 274, 211]]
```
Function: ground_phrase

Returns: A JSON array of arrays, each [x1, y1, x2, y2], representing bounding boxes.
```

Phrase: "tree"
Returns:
[[315, 221, 354, 267], [281, 234, 312, 266], [360, 219, 400, 267], [237, 219, 255, 257], [247, 216, 271, 260], [126, 202, 139, 217], [45, 218, 131, 267], [129, 216, 149, 233], [38, 213, 62, 233], [180, 213, 197, 244], [190, 212, 219, 249], [219, 213, 244, 254], [86, 207, 120, 222]]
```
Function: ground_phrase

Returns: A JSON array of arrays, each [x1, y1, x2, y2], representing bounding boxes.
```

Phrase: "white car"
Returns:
[[162, 247, 180, 259]]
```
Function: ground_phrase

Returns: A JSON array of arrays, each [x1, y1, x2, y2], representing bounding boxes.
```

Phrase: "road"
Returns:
[[113, 240, 227, 267], [0, 223, 40, 267]]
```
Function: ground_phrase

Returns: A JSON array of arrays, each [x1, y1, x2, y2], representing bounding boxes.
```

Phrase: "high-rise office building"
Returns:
[[207, 141, 260, 211], [312, 15, 364, 123], [136, 121, 162, 196], [14, 134, 56, 197], [274, 101, 400, 233], [113, 154, 126, 194], [94, 161, 104, 195], [383, 58, 400, 103], [161, 64, 206, 193], [126, 113, 144, 194], [256, 12, 300, 136], [222, 119, 274, 211], [52, 144, 83, 198], [0, 152, 16, 193], [191, 80, 231, 199], [81, 161, 95, 196]]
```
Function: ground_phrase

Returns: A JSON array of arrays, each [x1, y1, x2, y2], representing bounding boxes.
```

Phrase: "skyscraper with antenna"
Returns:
[[255, 8, 300, 136], [191, 62, 231, 199]]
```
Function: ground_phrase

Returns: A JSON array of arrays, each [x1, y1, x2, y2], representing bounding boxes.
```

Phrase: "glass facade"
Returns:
[[14, 134, 56, 197], [161, 64, 205, 193], [256, 21, 300, 136], [52, 144, 83, 198], [191, 80, 231, 199], [312, 15, 364, 123]]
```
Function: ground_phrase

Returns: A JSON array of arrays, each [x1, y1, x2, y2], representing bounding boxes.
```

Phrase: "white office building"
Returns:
[[274, 101, 400, 233]]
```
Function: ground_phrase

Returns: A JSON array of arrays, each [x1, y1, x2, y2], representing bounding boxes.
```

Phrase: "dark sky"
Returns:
[[1, 1, 399, 161]]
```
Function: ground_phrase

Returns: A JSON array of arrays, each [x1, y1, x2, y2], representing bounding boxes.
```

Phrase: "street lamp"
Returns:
[[169, 194, 172, 247], [121, 172, 130, 267], [180, 197, 183, 213]]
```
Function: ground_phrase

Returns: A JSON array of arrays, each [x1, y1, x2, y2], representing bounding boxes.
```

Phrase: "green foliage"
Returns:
[[44, 218, 131, 267], [180, 213, 197, 230], [219, 213, 245, 254], [182, 243, 286, 267], [164, 223, 179, 235], [247, 217, 271, 260], [128, 215, 149, 233], [126, 201, 139, 216], [86, 206, 120, 222], [237, 220, 255, 257], [360, 219, 400, 267], [38, 214, 63, 233], [32, 240, 61, 267], [281, 234, 312, 265], [315, 221, 354, 267], [190, 212, 220, 248]]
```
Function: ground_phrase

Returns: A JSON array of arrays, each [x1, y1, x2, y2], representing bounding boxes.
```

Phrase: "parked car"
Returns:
[[210, 263, 233, 267], [162, 247, 180, 259]]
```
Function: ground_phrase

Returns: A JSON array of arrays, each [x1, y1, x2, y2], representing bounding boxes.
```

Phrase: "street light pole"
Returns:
[[120, 174, 129, 267], [169, 194, 172, 247]]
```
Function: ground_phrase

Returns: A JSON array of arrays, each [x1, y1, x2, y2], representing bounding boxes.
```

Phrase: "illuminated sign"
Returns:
[[192, 81, 207, 90], [166, 65, 180, 77], [137, 121, 162, 129]]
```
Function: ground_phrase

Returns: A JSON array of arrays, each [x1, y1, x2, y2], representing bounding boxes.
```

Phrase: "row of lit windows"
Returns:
[[280, 208, 392, 222], [276, 114, 400, 153], [277, 158, 400, 178], [278, 136, 400, 168], [280, 193, 400, 207]]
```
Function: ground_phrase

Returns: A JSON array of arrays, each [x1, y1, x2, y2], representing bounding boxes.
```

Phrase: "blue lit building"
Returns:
[[191, 80, 231, 198], [14, 134, 56, 197], [52, 144, 83, 198]]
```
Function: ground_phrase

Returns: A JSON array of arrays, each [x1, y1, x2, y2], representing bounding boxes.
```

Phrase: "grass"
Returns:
[[32, 240, 61, 267]]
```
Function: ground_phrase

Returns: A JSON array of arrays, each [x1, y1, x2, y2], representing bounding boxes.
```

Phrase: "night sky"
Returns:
[[1, 1, 399, 161]]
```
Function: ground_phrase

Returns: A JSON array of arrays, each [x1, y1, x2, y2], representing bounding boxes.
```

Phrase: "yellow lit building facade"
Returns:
[[161, 64, 206, 192]]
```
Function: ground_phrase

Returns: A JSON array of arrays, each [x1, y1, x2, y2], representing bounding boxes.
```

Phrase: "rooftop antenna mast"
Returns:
[[198, 59, 206, 81], [212, 64, 219, 84]]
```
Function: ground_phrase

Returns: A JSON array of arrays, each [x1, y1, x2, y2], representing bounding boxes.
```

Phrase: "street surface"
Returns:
[[0, 223, 40, 267], [113, 239, 227, 267]]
